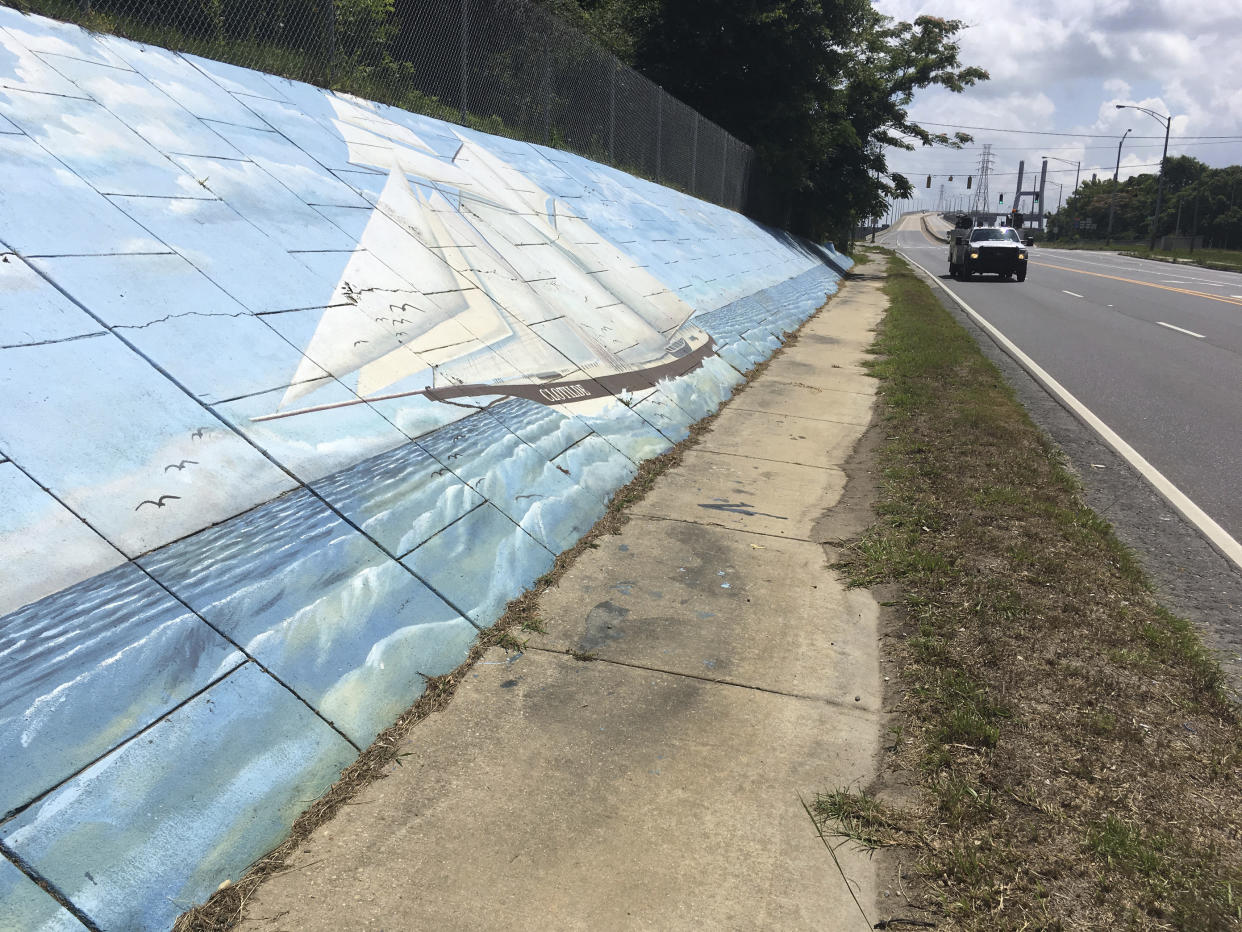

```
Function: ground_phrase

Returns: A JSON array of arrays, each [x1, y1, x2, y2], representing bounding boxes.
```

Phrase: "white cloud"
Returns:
[[874, 0, 1242, 207]]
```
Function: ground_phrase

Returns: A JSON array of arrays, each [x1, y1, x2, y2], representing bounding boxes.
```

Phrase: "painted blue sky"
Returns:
[[874, 0, 1242, 211]]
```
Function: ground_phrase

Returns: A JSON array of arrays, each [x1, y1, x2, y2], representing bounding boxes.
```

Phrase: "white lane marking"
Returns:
[[1042, 250, 1240, 288], [1062, 290, 1084, 298], [1157, 321, 1206, 339], [1232, 295, 1242, 299], [898, 250, 1242, 573]]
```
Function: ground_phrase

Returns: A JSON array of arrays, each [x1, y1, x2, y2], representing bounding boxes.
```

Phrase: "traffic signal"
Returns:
[[926, 175, 931, 188], [948, 175, 954, 182], [966, 175, 972, 189], [998, 193, 1004, 204]]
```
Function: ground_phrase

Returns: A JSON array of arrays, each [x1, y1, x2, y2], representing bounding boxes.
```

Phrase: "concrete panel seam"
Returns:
[[0, 839, 103, 932], [1, 659, 251, 825]]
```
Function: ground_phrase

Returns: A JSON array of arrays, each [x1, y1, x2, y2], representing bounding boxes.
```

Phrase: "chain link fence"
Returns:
[[5, 0, 768, 215]]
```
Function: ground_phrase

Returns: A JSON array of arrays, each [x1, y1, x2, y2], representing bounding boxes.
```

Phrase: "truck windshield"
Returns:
[[969, 229, 1009, 241]]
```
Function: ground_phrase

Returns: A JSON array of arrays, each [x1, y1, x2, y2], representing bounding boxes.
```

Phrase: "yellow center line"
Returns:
[[1032, 260, 1242, 308]]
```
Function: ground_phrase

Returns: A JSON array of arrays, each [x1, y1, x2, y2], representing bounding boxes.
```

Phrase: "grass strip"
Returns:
[[821, 251, 1242, 930], [1039, 239, 1242, 273]]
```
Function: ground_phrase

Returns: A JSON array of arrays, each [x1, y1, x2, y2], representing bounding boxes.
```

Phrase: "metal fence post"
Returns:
[[608, 59, 616, 163], [460, 0, 469, 125], [655, 92, 662, 183], [740, 149, 751, 214], [324, 0, 336, 87], [543, 53, 552, 146], [690, 113, 698, 196]]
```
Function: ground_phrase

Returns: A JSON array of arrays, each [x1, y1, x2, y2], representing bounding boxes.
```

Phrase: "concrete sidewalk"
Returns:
[[238, 271, 889, 931]]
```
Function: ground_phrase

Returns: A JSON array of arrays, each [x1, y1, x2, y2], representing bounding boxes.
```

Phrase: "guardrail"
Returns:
[[921, 213, 949, 244]]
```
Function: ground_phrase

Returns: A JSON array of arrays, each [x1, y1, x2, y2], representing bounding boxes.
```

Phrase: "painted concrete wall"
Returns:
[[0, 8, 849, 930]]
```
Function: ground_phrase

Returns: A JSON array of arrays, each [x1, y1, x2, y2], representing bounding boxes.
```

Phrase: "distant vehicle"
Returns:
[[948, 226, 1028, 281]]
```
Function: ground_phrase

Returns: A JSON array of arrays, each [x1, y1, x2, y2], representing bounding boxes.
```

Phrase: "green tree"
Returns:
[[1052, 156, 1242, 248], [564, 0, 986, 240]]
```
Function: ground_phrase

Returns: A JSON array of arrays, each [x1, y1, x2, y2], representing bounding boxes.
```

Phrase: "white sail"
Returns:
[[279, 303, 407, 409], [274, 104, 710, 417]]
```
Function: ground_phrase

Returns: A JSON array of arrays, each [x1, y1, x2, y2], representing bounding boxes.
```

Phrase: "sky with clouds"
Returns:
[[872, 0, 1242, 215]]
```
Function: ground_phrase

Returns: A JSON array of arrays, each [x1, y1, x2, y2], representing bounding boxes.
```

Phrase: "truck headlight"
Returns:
[[1018, 252, 1027, 259], [970, 252, 979, 259]]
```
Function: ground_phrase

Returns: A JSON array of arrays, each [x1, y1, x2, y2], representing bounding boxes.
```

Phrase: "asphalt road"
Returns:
[[884, 213, 1242, 548], [875, 213, 1242, 681]]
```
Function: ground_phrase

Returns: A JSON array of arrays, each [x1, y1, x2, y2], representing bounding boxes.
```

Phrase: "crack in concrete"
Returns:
[[625, 511, 817, 544], [524, 645, 876, 714], [1, 330, 108, 350], [691, 446, 850, 472], [112, 309, 252, 329]]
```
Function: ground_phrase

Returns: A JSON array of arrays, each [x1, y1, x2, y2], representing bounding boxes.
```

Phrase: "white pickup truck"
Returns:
[[948, 226, 1029, 282]]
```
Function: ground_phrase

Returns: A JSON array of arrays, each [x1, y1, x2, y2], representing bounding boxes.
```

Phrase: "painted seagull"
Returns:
[[164, 459, 199, 471], [135, 494, 181, 511], [191, 428, 206, 440]]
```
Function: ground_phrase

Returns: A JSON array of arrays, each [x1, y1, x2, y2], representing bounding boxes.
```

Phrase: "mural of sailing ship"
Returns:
[[0, 9, 847, 929], [258, 125, 719, 428]]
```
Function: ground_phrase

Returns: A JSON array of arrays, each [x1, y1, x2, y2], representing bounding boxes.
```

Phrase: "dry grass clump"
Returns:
[[822, 254, 1242, 930]]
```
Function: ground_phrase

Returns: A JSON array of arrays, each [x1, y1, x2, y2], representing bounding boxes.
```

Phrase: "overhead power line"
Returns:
[[931, 139, 1242, 153], [914, 120, 1242, 141], [892, 161, 1167, 178]]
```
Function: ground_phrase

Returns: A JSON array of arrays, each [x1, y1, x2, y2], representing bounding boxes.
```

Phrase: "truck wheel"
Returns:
[[949, 262, 958, 277], [1017, 270, 1027, 282]]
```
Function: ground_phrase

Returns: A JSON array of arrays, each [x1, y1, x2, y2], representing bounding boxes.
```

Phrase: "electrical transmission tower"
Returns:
[[971, 144, 994, 219]]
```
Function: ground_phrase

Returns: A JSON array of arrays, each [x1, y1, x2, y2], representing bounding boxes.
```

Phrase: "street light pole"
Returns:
[[1106, 128, 1132, 246], [1116, 104, 1172, 251], [1042, 155, 1082, 194], [1154, 116, 1171, 250]]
